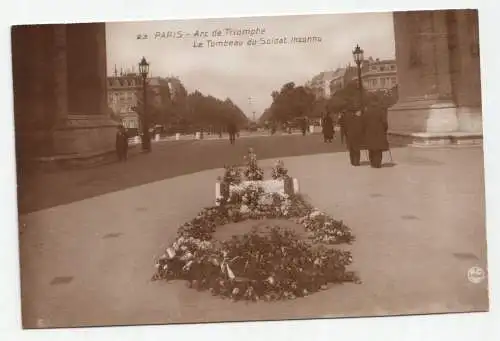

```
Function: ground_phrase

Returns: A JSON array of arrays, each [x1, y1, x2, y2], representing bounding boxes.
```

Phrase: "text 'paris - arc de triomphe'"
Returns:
[[10, 9, 482, 168]]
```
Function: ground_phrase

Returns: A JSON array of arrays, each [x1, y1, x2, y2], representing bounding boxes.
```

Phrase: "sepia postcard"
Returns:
[[11, 9, 488, 330]]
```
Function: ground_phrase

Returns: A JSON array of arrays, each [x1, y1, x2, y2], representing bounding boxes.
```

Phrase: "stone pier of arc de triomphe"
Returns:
[[11, 23, 119, 169], [388, 9, 483, 146]]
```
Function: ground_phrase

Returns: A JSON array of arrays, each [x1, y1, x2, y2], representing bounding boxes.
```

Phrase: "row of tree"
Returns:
[[260, 79, 399, 125], [117, 77, 249, 134]]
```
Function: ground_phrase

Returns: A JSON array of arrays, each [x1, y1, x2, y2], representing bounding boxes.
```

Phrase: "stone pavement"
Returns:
[[19, 133, 382, 214], [18, 146, 488, 328]]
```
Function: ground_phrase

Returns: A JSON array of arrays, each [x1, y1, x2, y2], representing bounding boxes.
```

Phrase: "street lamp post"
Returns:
[[138, 56, 151, 152], [352, 44, 365, 114]]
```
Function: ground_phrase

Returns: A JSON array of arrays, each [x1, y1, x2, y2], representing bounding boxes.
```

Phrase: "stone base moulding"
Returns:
[[29, 114, 123, 171], [388, 131, 483, 147], [456, 107, 483, 133], [387, 97, 483, 147], [51, 114, 120, 156], [387, 98, 460, 134]]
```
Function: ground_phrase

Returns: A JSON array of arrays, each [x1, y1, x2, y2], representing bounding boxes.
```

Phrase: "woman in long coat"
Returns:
[[115, 125, 129, 162], [322, 113, 334, 143], [363, 106, 389, 168]]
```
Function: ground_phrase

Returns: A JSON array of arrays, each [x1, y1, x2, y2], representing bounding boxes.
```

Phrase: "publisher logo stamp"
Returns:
[[468, 266, 486, 284]]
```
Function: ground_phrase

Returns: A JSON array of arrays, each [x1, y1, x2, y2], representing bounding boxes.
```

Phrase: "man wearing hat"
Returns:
[[116, 124, 129, 162]]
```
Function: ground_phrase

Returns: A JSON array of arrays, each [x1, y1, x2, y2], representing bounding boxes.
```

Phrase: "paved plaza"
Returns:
[[17, 141, 488, 328], [18, 133, 367, 214]]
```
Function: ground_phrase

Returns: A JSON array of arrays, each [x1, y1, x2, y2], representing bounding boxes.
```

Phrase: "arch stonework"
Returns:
[[388, 9, 483, 145], [11, 23, 119, 167]]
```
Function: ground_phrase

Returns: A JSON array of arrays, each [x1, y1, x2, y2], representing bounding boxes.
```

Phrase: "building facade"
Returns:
[[11, 23, 118, 165], [327, 59, 395, 96], [307, 71, 337, 99], [107, 73, 170, 130], [388, 9, 482, 144], [329, 68, 348, 95], [107, 73, 142, 129], [362, 58, 398, 92]]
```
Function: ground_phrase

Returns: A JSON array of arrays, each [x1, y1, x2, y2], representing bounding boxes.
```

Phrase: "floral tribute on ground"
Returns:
[[153, 149, 359, 302]]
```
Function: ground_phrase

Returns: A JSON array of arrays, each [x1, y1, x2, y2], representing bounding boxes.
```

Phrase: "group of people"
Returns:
[[321, 106, 389, 168], [116, 107, 389, 169]]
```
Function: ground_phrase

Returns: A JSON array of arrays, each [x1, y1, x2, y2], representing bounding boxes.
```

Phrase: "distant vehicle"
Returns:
[[125, 128, 139, 137], [247, 122, 258, 132], [153, 125, 165, 135]]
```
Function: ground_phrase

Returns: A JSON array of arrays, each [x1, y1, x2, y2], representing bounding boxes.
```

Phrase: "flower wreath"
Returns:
[[153, 149, 359, 302]]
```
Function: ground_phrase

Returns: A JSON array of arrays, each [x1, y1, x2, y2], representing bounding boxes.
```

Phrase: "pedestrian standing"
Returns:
[[116, 125, 129, 162], [321, 112, 334, 143], [338, 112, 347, 145], [344, 110, 365, 166], [227, 121, 237, 145], [270, 121, 276, 135], [363, 106, 389, 168], [300, 116, 308, 136]]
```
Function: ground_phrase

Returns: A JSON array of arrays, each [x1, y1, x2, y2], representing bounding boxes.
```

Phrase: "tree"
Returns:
[[133, 85, 162, 127], [266, 82, 316, 123], [325, 81, 399, 118], [132, 76, 249, 134]]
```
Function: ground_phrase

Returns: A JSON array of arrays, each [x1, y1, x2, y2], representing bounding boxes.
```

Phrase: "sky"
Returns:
[[106, 12, 395, 118]]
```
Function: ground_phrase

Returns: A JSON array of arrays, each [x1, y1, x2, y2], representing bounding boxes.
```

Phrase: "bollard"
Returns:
[[155, 133, 160, 142], [175, 133, 180, 141], [195, 132, 201, 140]]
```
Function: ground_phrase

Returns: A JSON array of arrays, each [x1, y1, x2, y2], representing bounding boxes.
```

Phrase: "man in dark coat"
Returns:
[[227, 121, 237, 145], [116, 125, 129, 162], [300, 116, 308, 136], [363, 106, 389, 168], [338, 112, 347, 145], [322, 113, 334, 143], [344, 110, 365, 166]]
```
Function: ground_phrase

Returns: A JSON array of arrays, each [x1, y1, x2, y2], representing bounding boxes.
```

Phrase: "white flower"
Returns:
[[182, 260, 193, 271], [310, 210, 322, 218], [184, 252, 194, 260], [166, 247, 176, 259], [240, 204, 251, 214], [259, 195, 273, 206]]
